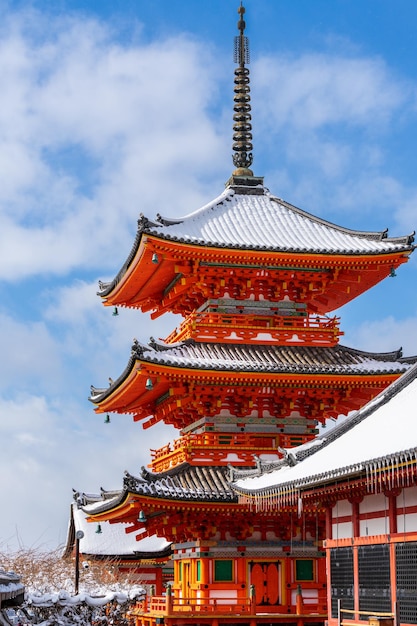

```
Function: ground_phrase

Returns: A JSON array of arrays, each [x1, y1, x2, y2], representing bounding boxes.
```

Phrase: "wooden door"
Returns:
[[250, 561, 280, 606], [179, 561, 191, 603]]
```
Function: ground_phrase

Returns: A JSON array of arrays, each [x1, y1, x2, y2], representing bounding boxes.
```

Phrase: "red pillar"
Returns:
[[325, 504, 333, 540], [352, 500, 360, 538], [387, 491, 399, 534], [353, 546, 359, 620]]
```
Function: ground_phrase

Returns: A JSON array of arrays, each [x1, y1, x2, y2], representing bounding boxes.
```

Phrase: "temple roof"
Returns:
[[83, 364, 417, 514], [0, 570, 25, 607], [81, 465, 237, 517], [83, 365, 417, 518], [146, 187, 414, 253], [98, 185, 415, 300], [90, 339, 416, 403], [63, 498, 171, 558], [231, 361, 417, 499]]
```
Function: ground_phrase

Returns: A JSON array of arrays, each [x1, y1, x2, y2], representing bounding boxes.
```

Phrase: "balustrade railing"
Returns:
[[149, 431, 281, 471], [129, 589, 327, 619], [165, 311, 342, 345]]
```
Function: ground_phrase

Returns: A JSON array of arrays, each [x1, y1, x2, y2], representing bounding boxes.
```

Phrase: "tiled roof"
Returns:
[[136, 465, 235, 500], [232, 362, 417, 498], [90, 340, 416, 401], [82, 465, 237, 516], [0, 570, 25, 606], [63, 500, 171, 558], [97, 184, 415, 299], [141, 185, 414, 254]]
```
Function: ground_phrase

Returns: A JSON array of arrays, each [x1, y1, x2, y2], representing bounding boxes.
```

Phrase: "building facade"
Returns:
[[234, 363, 417, 626]]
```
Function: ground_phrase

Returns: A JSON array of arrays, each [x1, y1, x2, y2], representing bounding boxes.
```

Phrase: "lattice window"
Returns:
[[358, 544, 391, 613], [295, 559, 314, 581], [330, 547, 354, 618], [396, 542, 417, 625]]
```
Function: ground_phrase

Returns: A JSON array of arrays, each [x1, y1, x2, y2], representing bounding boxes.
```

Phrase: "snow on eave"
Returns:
[[156, 187, 233, 223], [232, 364, 417, 500], [69, 502, 171, 557]]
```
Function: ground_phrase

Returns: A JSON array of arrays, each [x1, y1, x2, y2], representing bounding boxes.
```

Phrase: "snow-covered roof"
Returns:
[[0, 570, 24, 606], [140, 340, 413, 372], [64, 501, 170, 557], [142, 186, 414, 254], [90, 340, 416, 402], [81, 466, 236, 517], [232, 362, 417, 496]]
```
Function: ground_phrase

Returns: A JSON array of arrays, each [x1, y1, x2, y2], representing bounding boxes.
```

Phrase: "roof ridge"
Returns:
[[274, 197, 415, 244]]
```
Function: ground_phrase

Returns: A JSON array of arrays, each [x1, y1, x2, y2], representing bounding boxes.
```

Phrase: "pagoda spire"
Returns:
[[232, 3, 254, 176]]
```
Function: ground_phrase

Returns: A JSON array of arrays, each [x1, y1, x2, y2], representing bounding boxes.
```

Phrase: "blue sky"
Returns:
[[1, 0, 417, 551]]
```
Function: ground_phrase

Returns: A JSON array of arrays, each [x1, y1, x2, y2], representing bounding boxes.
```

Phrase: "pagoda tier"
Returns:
[[83, 464, 328, 621], [90, 338, 415, 438], [147, 418, 317, 473], [97, 183, 414, 317], [84, 464, 325, 544]]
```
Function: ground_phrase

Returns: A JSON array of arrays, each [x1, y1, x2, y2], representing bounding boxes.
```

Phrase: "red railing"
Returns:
[[129, 590, 327, 620], [132, 594, 253, 616], [165, 312, 342, 346], [149, 431, 285, 472]]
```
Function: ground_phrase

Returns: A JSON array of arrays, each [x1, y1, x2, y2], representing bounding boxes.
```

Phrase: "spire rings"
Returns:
[[231, 3, 254, 173]]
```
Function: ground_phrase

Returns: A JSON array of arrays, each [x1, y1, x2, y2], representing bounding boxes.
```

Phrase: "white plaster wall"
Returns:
[[266, 530, 279, 541], [334, 499, 352, 517], [291, 589, 318, 605], [360, 516, 388, 536], [401, 485, 417, 507], [360, 492, 387, 514], [332, 500, 352, 539], [332, 521, 352, 539], [209, 590, 237, 603], [397, 511, 417, 534], [396, 486, 417, 533]]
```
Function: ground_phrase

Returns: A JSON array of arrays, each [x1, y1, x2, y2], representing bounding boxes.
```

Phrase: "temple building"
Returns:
[[71, 5, 416, 626], [64, 500, 172, 594], [232, 361, 417, 626]]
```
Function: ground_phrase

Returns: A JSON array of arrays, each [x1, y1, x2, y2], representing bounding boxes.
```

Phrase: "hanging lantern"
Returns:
[[95, 524, 102, 534], [145, 378, 153, 390]]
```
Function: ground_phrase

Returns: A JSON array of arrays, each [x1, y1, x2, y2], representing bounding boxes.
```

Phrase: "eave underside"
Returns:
[[99, 237, 412, 316], [90, 341, 413, 429]]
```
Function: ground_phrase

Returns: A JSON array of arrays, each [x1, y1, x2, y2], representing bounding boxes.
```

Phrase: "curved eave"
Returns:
[[232, 447, 417, 505], [98, 233, 413, 311], [89, 342, 414, 423], [86, 493, 241, 525]]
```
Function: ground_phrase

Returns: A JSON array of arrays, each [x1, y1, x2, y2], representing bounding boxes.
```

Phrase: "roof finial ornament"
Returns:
[[232, 2, 254, 176]]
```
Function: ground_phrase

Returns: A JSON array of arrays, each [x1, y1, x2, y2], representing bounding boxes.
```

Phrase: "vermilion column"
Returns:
[[386, 490, 399, 534], [325, 503, 333, 540]]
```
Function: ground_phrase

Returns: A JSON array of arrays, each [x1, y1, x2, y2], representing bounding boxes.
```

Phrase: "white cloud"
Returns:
[[349, 314, 417, 356], [0, 393, 177, 551], [0, 9, 227, 281], [0, 312, 63, 394], [254, 52, 408, 131]]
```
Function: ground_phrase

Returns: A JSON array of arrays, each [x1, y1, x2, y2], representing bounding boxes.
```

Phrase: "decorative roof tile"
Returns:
[[81, 466, 237, 516], [90, 341, 416, 401]]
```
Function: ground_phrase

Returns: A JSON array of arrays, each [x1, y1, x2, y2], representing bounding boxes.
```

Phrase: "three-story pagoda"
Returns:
[[80, 6, 416, 626]]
